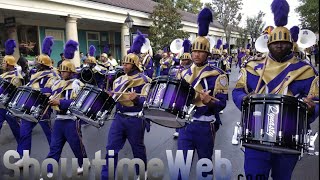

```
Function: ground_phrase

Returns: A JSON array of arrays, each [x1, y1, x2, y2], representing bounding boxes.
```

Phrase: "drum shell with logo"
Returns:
[[240, 94, 308, 154], [68, 84, 115, 127], [7, 86, 49, 122]]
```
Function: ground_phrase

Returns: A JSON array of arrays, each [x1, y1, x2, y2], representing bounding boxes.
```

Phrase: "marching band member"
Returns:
[[86, 45, 108, 89], [208, 39, 223, 68], [101, 33, 151, 179], [44, 40, 87, 177], [0, 39, 24, 143], [140, 50, 154, 79], [290, 26, 303, 60], [160, 47, 172, 75], [236, 47, 246, 68], [100, 45, 114, 70], [169, 39, 193, 138], [232, 0, 319, 179], [222, 43, 232, 81], [178, 8, 228, 178], [15, 36, 60, 167], [240, 44, 254, 68]]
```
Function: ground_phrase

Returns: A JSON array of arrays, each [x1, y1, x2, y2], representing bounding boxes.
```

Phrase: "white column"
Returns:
[[7, 27, 20, 60], [65, 15, 81, 67], [121, 24, 130, 61]]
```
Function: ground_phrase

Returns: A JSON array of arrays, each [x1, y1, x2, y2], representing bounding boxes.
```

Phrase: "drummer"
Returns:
[[44, 40, 87, 177], [14, 36, 60, 167], [232, 0, 319, 179], [178, 8, 228, 178], [101, 33, 151, 179], [170, 39, 192, 138], [0, 39, 24, 143], [86, 45, 108, 89]]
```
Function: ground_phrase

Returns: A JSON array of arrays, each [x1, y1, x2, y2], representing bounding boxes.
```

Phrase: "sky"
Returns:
[[201, 0, 302, 29]]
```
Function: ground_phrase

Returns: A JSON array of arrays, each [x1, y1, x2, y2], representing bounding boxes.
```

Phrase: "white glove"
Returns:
[[72, 79, 81, 94], [94, 65, 101, 72], [83, 64, 89, 68]]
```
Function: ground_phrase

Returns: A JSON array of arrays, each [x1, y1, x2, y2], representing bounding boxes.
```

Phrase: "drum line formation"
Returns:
[[0, 0, 319, 179]]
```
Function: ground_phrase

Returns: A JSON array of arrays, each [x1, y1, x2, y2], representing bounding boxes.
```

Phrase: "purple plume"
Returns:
[[290, 26, 300, 42], [89, 45, 96, 57], [197, 8, 213, 36], [271, 0, 290, 26], [215, 39, 222, 49], [131, 34, 146, 54], [42, 36, 54, 56], [64, 40, 78, 59], [5, 39, 16, 55], [183, 39, 191, 53], [246, 43, 251, 49], [103, 44, 109, 53]]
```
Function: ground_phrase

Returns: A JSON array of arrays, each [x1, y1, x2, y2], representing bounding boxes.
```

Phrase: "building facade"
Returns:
[[0, 0, 245, 67]]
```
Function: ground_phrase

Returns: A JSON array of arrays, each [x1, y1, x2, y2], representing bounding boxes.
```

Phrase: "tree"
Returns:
[[295, 0, 319, 32], [149, 0, 189, 50], [208, 0, 243, 47], [175, 0, 203, 14], [237, 28, 248, 48], [245, 11, 265, 46]]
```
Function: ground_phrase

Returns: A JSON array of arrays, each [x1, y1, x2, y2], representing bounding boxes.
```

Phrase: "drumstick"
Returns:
[[254, 58, 268, 93], [194, 89, 220, 102]]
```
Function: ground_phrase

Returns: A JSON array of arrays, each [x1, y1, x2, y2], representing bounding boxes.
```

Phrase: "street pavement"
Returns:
[[0, 62, 319, 180]]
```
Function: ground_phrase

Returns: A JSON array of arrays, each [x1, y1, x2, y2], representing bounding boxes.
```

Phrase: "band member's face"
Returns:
[[60, 71, 73, 80], [123, 63, 134, 74], [268, 41, 292, 61], [101, 57, 106, 62], [192, 50, 207, 65], [180, 59, 191, 67]]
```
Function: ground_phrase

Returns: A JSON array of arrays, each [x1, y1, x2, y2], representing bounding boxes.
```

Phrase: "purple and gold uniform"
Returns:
[[101, 34, 152, 179], [45, 40, 88, 174], [0, 39, 24, 143], [16, 36, 60, 160], [233, 1, 319, 179], [177, 8, 228, 178]]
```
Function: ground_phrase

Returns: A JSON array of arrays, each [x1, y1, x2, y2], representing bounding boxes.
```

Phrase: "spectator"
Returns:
[[107, 53, 118, 67], [57, 53, 65, 68]]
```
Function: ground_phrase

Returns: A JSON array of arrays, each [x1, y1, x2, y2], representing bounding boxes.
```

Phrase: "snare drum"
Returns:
[[0, 78, 17, 108], [240, 94, 309, 154], [143, 76, 195, 128], [68, 84, 115, 128], [7, 86, 49, 122]]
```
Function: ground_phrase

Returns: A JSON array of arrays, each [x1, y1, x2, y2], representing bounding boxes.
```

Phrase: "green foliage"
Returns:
[[245, 11, 265, 45], [175, 0, 203, 14], [237, 28, 248, 48], [209, 0, 243, 46], [149, 0, 189, 50], [295, 0, 319, 32]]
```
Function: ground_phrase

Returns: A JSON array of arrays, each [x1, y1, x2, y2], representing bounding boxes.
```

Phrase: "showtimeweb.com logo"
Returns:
[[2, 149, 237, 179]]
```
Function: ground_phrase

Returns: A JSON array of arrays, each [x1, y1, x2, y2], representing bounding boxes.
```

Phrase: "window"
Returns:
[[87, 32, 99, 41], [45, 29, 64, 41]]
